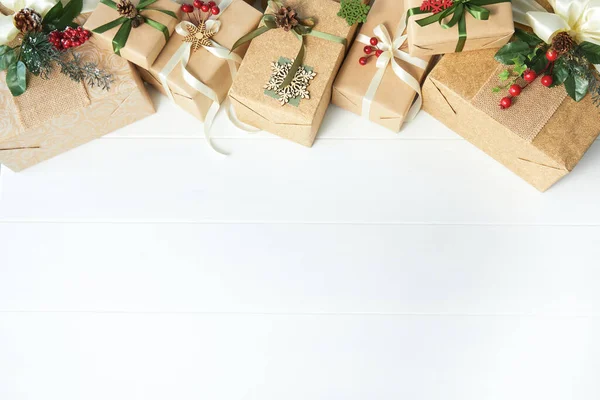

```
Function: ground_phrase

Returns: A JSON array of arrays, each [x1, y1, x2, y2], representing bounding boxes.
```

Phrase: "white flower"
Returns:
[[0, 0, 58, 45]]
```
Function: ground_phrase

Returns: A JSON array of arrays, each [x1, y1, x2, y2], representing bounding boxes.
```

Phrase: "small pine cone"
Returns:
[[275, 6, 299, 32], [552, 32, 575, 54], [13, 7, 43, 34], [117, 0, 139, 19], [131, 14, 145, 28]]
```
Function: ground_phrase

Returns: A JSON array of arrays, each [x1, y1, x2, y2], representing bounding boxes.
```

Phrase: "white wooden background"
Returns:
[[1, 88, 599, 400]]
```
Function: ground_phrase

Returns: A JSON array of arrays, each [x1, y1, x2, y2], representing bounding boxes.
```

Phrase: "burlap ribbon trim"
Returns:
[[11, 68, 90, 130], [471, 65, 567, 142]]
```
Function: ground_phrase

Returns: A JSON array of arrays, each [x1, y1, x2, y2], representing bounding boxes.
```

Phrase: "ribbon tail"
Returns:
[[112, 19, 132, 55], [225, 98, 261, 133], [390, 60, 423, 124], [203, 101, 229, 156], [455, 12, 467, 52], [362, 65, 387, 120]]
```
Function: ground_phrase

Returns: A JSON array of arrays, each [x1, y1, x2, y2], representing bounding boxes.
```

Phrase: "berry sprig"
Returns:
[[497, 49, 559, 109], [180, 0, 220, 25], [358, 37, 384, 66], [48, 26, 92, 51]]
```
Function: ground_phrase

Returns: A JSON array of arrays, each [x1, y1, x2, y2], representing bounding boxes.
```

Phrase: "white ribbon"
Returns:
[[512, 0, 600, 72], [157, 0, 243, 154], [356, 20, 429, 127]]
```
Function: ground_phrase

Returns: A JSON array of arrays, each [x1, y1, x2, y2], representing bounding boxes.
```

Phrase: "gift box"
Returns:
[[422, 49, 600, 191], [84, 0, 182, 69], [137, 0, 262, 122], [228, 0, 361, 147], [405, 0, 514, 56], [332, 0, 433, 132], [0, 41, 155, 172]]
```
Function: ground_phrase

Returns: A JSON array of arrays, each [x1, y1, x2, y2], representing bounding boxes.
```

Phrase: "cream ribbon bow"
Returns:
[[356, 20, 429, 125], [0, 0, 57, 45], [512, 0, 600, 71], [158, 0, 243, 155]]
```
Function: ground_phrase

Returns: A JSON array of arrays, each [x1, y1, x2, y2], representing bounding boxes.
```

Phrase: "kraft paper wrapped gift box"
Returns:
[[333, 0, 433, 132], [405, 0, 514, 56], [228, 0, 361, 147], [84, 0, 182, 69], [137, 0, 262, 122], [0, 41, 155, 172], [422, 49, 600, 191]]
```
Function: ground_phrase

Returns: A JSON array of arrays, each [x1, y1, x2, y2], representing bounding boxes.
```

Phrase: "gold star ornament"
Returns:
[[183, 21, 216, 52]]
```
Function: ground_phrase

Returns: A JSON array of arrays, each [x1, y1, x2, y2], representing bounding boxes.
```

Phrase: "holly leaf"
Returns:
[[54, 0, 83, 31], [0, 45, 17, 71], [42, 1, 64, 29], [551, 58, 570, 87], [494, 42, 530, 65], [514, 28, 543, 47], [6, 61, 27, 97], [527, 53, 547, 74], [579, 41, 600, 64], [498, 69, 510, 81], [492, 87, 501, 93], [564, 74, 589, 102]]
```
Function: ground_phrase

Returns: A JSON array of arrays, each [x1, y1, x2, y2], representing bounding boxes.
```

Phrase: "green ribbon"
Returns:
[[407, 0, 511, 52], [92, 0, 177, 55], [230, 2, 346, 89]]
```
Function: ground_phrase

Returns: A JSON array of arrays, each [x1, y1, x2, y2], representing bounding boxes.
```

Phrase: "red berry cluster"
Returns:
[[181, 0, 220, 16], [48, 26, 92, 51], [358, 37, 384, 66], [499, 49, 557, 109]]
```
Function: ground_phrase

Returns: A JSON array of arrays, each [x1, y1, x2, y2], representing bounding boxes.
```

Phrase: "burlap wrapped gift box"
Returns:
[[0, 41, 155, 172], [422, 49, 600, 191], [333, 0, 433, 132], [137, 0, 262, 122], [405, 0, 514, 56], [84, 0, 182, 69], [228, 0, 360, 147]]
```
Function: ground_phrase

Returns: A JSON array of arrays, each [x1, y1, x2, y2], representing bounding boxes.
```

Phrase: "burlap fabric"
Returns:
[[471, 65, 567, 142], [12, 69, 90, 130]]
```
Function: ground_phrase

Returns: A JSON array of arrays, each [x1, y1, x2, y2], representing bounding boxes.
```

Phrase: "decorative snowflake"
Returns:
[[264, 59, 316, 106], [420, 0, 454, 14], [337, 0, 370, 26], [182, 21, 216, 53]]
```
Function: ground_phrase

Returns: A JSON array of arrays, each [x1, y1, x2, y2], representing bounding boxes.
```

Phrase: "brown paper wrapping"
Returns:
[[332, 0, 432, 132], [405, 0, 514, 56], [138, 0, 262, 122], [228, 0, 359, 147], [0, 40, 155, 172], [84, 0, 182, 69], [422, 49, 600, 191]]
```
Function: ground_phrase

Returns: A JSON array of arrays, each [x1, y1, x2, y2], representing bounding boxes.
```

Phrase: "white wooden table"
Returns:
[[1, 88, 599, 399]]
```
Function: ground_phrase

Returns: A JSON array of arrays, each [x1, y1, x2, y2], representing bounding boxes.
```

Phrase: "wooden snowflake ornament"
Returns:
[[264, 59, 316, 106], [420, 0, 454, 14], [183, 21, 216, 52]]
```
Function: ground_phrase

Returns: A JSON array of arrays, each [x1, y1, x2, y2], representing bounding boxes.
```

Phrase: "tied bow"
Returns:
[[513, 0, 600, 71], [408, 0, 511, 52], [158, 0, 244, 155], [357, 21, 429, 125]]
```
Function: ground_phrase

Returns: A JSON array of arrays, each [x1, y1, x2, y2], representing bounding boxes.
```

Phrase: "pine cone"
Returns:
[[275, 7, 299, 32], [117, 0, 139, 19], [13, 8, 42, 34], [131, 14, 145, 28], [552, 32, 575, 54]]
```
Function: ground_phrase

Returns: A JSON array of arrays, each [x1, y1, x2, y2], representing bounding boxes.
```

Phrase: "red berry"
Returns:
[[181, 3, 194, 12], [208, 1, 216, 6], [508, 84, 522, 96], [500, 96, 512, 109], [359, 57, 368, 66], [210, 5, 220, 14], [363, 45, 373, 55], [375, 49, 383, 58], [546, 49, 559, 62], [200, 3, 210, 11], [370, 37, 378, 46], [541, 75, 553, 87], [193, 0, 204, 8], [523, 69, 537, 83]]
